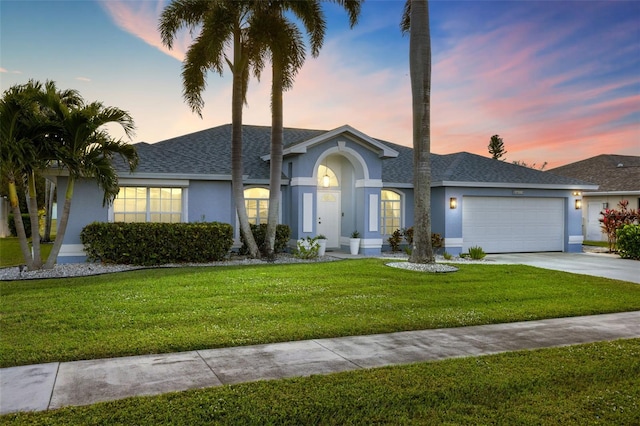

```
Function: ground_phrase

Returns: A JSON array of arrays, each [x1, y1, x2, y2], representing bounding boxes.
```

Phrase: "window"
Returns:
[[380, 190, 401, 235], [113, 187, 182, 223], [244, 187, 269, 225], [317, 164, 339, 188]]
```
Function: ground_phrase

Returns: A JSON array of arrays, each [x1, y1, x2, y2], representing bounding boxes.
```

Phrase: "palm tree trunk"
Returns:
[[265, 57, 284, 257], [8, 179, 34, 269], [26, 171, 43, 269], [408, 0, 434, 264], [43, 179, 54, 242], [44, 177, 73, 269], [231, 28, 260, 258]]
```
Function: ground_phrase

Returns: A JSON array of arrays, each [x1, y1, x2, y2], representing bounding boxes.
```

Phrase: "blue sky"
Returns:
[[1, 0, 638, 167]]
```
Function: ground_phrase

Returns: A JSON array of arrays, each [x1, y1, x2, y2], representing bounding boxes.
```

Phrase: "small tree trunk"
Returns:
[[231, 29, 260, 258], [43, 179, 54, 242], [8, 179, 34, 269], [26, 171, 42, 269], [44, 178, 74, 269], [265, 57, 284, 257]]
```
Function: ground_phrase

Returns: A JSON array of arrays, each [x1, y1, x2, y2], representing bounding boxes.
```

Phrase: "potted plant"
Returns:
[[349, 230, 361, 255], [316, 234, 327, 256]]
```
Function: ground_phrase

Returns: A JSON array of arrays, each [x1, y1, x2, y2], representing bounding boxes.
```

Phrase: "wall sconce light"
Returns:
[[572, 191, 581, 196], [450, 197, 457, 209], [602, 202, 608, 209], [575, 199, 582, 209]]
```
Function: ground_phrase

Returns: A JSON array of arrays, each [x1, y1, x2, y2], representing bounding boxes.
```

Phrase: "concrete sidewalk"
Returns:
[[2, 311, 639, 415]]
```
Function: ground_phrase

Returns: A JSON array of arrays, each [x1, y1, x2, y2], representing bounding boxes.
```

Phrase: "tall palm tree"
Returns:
[[160, 0, 263, 258], [43, 100, 138, 269], [250, 0, 362, 257], [402, 0, 434, 264]]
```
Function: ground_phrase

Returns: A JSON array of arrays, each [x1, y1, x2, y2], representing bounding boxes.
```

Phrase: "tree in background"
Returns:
[[512, 160, 547, 171], [488, 134, 506, 160], [402, 0, 434, 264]]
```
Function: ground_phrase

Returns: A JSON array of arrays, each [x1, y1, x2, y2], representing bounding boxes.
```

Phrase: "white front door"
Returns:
[[317, 191, 341, 248], [586, 202, 604, 241]]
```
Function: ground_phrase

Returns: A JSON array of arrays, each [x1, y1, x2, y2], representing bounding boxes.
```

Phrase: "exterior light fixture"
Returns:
[[602, 202, 608, 209], [450, 197, 457, 209], [575, 199, 582, 209], [322, 174, 330, 188]]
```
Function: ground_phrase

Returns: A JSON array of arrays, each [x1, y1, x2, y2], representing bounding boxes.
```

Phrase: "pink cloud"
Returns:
[[99, 0, 188, 62]]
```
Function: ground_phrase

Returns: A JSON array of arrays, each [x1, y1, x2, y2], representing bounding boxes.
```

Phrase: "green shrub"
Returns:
[[443, 251, 453, 260], [80, 222, 234, 265], [400, 227, 443, 251], [387, 229, 403, 252], [239, 223, 291, 256], [468, 246, 486, 260], [8, 214, 32, 239], [616, 224, 640, 260], [294, 236, 319, 259]]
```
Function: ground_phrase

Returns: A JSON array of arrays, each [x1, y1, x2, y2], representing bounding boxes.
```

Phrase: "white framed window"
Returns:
[[244, 187, 269, 225], [113, 187, 183, 223], [380, 189, 402, 235]]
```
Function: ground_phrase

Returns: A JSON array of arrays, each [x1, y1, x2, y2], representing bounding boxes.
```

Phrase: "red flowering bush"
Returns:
[[599, 200, 640, 252]]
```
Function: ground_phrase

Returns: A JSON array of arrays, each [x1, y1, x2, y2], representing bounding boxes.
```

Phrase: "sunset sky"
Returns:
[[1, 0, 638, 168]]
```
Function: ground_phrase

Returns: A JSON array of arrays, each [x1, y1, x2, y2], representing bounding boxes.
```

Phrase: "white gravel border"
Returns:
[[0, 252, 492, 281]]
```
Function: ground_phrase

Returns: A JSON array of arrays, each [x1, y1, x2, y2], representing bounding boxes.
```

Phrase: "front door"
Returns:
[[317, 191, 341, 248]]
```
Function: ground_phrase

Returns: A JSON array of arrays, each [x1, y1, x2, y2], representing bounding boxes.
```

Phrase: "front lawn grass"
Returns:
[[3, 339, 639, 425], [1, 259, 639, 368], [0, 237, 53, 268]]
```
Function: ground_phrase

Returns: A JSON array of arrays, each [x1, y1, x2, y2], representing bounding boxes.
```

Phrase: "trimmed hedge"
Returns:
[[8, 214, 32, 239], [80, 222, 234, 265], [239, 223, 291, 256]]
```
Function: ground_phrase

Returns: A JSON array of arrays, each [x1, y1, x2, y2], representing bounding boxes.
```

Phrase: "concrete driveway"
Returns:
[[487, 252, 639, 284]]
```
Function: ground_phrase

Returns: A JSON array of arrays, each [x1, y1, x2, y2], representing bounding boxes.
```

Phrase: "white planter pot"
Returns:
[[349, 238, 361, 255], [317, 239, 327, 256]]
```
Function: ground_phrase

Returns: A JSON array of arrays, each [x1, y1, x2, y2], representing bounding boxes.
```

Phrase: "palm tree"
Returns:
[[250, 0, 362, 257], [160, 0, 263, 258], [402, 0, 434, 264], [42, 99, 138, 269], [0, 82, 45, 269], [0, 80, 78, 269]]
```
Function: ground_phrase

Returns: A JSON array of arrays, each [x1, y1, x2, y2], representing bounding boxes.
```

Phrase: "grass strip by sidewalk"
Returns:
[[3, 339, 639, 425], [2, 259, 639, 368]]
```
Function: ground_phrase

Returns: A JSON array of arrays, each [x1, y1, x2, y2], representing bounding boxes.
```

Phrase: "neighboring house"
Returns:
[[49, 124, 595, 263], [549, 154, 640, 242]]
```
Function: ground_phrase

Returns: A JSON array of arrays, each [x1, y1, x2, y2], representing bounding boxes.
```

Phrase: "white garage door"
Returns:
[[462, 197, 564, 253]]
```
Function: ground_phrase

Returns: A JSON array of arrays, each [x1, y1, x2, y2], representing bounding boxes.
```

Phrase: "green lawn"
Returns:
[[2, 339, 638, 425], [0, 237, 53, 267], [2, 259, 639, 368]]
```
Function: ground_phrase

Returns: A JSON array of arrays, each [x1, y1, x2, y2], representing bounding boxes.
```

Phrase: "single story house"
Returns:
[[50, 124, 596, 263], [548, 154, 640, 241]]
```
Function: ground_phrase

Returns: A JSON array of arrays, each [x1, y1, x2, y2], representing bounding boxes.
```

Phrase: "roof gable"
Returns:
[[262, 124, 399, 160]]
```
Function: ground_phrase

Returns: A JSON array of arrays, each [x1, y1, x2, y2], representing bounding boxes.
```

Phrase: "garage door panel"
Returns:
[[462, 197, 564, 253]]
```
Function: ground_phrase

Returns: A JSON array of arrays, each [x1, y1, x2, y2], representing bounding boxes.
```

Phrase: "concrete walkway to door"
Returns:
[[486, 252, 640, 284]]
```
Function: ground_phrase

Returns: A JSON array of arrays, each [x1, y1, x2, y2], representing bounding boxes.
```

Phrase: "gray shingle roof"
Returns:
[[548, 154, 640, 192], [117, 124, 594, 188]]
